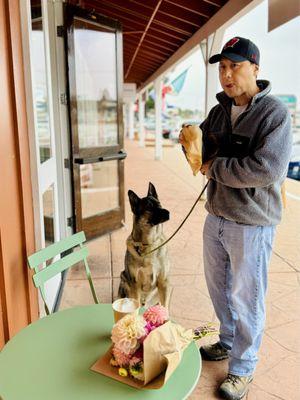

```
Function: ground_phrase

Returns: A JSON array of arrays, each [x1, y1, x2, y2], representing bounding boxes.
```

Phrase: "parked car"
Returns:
[[144, 118, 172, 139], [288, 135, 300, 180], [162, 128, 172, 139], [287, 161, 300, 180]]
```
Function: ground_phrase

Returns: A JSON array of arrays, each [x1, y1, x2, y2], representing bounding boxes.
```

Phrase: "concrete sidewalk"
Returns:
[[61, 138, 300, 399]]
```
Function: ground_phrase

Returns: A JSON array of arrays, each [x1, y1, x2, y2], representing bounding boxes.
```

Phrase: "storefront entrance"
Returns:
[[20, 1, 126, 312]]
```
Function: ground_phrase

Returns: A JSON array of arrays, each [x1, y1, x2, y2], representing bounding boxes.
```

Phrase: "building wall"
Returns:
[[0, 0, 38, 348]]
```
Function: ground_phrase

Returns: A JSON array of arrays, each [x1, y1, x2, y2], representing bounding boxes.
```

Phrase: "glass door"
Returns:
[[26, 0, 62, 312], [65, 5, 126, 240]]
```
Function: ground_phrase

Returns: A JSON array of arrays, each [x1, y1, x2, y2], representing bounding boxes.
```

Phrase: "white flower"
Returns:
[[111, 314, 146, 355]]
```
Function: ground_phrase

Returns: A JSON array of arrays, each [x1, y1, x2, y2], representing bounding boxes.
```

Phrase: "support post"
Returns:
[[200, 29, 225, 117], [138, 92, 145, 147], [128, 101, 135, 140], [200, 29, 225, 191], [154, 77, 163, 160]]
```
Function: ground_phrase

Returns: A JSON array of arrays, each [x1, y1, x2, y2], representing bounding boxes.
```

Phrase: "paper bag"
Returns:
[[91, 321, 193, 389], [180, 125, 203, 176]]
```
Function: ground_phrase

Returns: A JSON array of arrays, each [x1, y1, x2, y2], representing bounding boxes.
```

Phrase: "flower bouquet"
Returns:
[[91, 305, 218, 389]]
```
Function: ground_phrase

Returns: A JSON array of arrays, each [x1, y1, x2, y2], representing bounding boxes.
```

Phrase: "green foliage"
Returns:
[[145, 97, 154, 112]]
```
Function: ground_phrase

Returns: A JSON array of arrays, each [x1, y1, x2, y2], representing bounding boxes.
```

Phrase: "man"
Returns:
[[180, 37, 292, 400]]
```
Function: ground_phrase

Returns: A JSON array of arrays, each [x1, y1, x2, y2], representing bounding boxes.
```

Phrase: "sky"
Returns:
[[166, 0, 300, 111]]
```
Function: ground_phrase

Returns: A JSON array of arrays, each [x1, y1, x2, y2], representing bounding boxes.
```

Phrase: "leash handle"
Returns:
[[144, 181, 209, 257]]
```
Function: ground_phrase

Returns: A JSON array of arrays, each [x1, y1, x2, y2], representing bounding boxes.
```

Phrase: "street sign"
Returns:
[[123, 83, 136, 103]]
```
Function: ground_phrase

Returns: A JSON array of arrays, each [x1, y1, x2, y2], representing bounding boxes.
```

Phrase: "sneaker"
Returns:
[[219, 373, 253, 400], [200, 341, 229, 361]]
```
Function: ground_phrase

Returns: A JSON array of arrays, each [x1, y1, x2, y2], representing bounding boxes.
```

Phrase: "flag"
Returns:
[[169, 68, 189, 94], [147, 68, 189, 110]]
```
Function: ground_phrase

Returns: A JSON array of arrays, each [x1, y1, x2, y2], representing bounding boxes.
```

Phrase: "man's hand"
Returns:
[[200, 159, 214, 175]]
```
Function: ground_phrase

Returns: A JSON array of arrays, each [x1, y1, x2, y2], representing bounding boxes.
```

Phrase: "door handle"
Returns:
[[74, 150, 127, 165]]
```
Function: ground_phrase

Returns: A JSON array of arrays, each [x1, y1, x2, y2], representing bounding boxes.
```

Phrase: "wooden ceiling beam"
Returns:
[[83, 0, 152, 22], [124, 46, 167, 62], [123, 30, 144, 36], [142, 38, 179, 53], [82, 1, 148, 27], [143, 31, 181, 48], [140, 25, 186, 42], [202, 0, 225, 7], [125, 36, 173, 57], [150, 17, 194, 37], [163, 0, 219, 16], [126, 0, 208, 26]]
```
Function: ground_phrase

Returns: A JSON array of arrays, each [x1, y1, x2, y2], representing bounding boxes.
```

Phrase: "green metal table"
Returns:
[[0, 304, 201, 400]]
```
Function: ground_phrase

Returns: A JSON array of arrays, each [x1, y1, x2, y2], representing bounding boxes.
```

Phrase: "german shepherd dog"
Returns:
[[118, 183, 171, 308]]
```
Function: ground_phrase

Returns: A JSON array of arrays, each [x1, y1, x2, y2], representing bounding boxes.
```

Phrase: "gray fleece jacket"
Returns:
[[201, 80, 292, 226]]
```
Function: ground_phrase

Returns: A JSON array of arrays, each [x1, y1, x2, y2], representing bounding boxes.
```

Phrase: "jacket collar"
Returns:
[[216, 80, 272, 114]]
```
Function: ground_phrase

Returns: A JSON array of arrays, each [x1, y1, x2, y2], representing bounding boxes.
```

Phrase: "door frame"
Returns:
[[64, 4, 126, 239], [19, 0, 73, 314]]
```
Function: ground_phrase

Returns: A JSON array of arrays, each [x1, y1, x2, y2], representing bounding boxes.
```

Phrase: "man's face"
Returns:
[[218, 58, 259, 99]]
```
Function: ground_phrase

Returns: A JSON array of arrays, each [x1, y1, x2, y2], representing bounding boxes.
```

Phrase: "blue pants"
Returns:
[[203, 214, 275, 376]]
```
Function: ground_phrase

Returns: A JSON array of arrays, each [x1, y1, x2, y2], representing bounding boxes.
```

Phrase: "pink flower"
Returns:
[[112, 346, 131, 367], [132, 346, 143, 360], [143, 305, 169, 327], [145, 321, 157, 334], [140, 321, 156, 343]]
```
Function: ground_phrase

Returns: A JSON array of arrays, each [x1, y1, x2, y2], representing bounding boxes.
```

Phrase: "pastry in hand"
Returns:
[[180, 125, 203, 176]]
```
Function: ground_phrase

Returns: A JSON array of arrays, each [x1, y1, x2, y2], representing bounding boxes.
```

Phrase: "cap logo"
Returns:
[[223, 37, 239, 50]]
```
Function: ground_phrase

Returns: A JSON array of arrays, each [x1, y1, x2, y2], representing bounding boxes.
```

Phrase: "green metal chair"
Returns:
[[28, 231, 99, 315]]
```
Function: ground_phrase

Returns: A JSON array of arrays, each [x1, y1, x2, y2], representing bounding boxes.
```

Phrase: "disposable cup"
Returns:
[[112, 298, 140, 323]]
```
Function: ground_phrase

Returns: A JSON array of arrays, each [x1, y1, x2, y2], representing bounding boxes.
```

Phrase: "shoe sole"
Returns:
[[219, 377, 253, 400], [200, 349, 229, 361]]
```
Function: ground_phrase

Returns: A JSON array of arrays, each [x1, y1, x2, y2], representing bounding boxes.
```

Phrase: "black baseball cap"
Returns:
[[209, 37, 260, 65]]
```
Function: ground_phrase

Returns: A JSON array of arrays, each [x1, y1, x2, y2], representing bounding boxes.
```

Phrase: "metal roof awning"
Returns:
[[76, 0, 226, 84], [71, 0, 263, 89], [268, 0, 300, 32]]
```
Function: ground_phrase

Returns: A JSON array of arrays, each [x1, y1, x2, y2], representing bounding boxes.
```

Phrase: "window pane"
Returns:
[[43, 184, 55, 246], [80, 161, 119, 218], [30, 1, 52, 163], [74, 19, 118, 148]]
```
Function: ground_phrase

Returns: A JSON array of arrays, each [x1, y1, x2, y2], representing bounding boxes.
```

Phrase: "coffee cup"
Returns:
[[112, 298, 140, 323]]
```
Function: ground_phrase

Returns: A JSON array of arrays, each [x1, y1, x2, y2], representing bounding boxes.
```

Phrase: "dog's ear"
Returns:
[[147, 182, 158, 199], [128, 190, 140, 214]]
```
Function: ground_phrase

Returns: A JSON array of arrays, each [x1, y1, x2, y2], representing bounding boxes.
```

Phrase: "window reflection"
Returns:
[[43, 185, 55, 245], [30, 0, 52, 163], [74, 19, 118, 148], [80, 161, 119, 218]]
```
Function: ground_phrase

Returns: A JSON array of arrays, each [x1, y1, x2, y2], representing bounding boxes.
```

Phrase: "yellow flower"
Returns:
[[118, 368, 128, 377]]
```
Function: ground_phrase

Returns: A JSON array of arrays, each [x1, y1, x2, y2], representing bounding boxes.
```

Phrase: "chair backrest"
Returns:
[[28, 231, 99, 315]]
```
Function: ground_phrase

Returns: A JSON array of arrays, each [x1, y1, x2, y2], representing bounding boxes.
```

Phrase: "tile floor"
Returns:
[[61, 139, 300, 399]]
